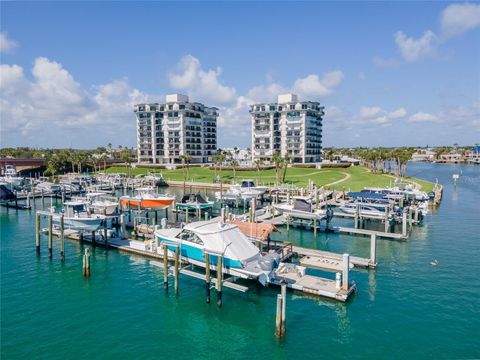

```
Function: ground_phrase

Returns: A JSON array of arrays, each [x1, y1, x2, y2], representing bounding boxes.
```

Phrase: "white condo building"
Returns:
[[250, 94, 324, 164], [134, 94, 218, 164]]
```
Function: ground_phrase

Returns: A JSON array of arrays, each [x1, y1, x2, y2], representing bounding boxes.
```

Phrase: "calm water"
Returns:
[[1, 163, 479, 359]]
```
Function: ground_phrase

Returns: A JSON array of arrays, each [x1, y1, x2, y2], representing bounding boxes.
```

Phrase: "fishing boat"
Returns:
[[50, 201, 104, 231], [238, 179, 268, 196], [155, 220, 279, 284], [0, 165, 24, 187], [84, 192, 118, 215], [119, 187, 175, 210], [273, 196, 326, 221], [177, 194, 214, 211]]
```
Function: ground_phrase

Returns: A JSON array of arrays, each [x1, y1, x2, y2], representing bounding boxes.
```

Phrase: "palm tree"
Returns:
[[231, 160, 239, 183], [272, 151, 283, 186], [282, 153, 290, 183], [254, 159, 263, 184]]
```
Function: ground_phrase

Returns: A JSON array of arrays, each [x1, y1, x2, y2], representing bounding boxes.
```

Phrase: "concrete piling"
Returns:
[[82, 248, 91, 277], [174, 246, 179, 295], [205, 252, 211, 303], [35, 213, 41, 255], [342, 253, 350, 290], [402, 210, 407, 237], [60, 215, 65, 261], [275, 294, 283, 338], [163, 245, 169, 290], [281, 282, 287, 337], [48, 215, 53, 258], [370, 233, 377, 265]]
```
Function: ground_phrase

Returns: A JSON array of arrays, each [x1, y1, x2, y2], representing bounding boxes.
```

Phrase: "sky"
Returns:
[[1, 1, 479, 149]]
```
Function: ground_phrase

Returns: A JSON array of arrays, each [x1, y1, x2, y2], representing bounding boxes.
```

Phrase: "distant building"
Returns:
[[439, 151, 463, 163], [466, 146, 480, 164], [250, 94, 324, 164], [134, 94, 218, 164], [411, 149, 436, 162]]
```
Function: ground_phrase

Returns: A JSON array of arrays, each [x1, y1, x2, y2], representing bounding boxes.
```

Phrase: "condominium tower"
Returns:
[[134, 94, 218, 164], [250, 94, 324, 163]]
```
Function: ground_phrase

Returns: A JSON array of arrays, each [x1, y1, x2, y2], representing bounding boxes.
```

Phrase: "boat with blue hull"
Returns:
[[154, 220, 279, 284]]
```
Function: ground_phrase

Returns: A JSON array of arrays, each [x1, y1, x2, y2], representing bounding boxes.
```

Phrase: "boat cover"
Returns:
[[183, 221, 260, 263], [348, 192, 386, 200]]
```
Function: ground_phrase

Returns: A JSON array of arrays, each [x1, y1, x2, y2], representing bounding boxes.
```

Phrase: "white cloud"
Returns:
[[388, 108, 407, 119], [394, 30, 437, 62], [293, 71, 344, 98], [246, 83, 287, 103], [0, 32, 18, 53], [360, 106, 382, 119], [408, 112, 438, 123], [441, 3, 480, 38], [169, 55, 236, 104], [0, 57, 149, 140]]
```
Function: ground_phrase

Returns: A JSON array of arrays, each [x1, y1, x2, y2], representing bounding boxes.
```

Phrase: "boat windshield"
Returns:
[[241, 181, 255, 188], [177, 230, 204, 245]]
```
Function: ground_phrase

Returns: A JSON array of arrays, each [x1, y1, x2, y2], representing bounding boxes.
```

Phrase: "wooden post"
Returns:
[[384, 207, 389, 233], [275, 294, 283, 338], [41, 189, 45, 209], [48, 215, 53, 258], [414, 207, 419, 223], [174, 246, 179, 295], [402, 210, 407, 237], [60, 215, 65, 261], [370, 233, 376, 265], [342, 253, 350, 290], [91, 230, 95, 246], [313, 218, 317, 238], [354, 204, 360, 229], [83, 248, 90, 277], [205, 253, 211, 303], [163, 244, 169, 290], [61, 190, 65, 205], [103, 218, 108, 249], [35, 213, 41, 255], [281, 282, 287, 337], [217, 255, 223, 307], [204, 211, 209, 221], [185, 207, 189, 224], [120, 214, 126, 239], [286, 216, 290, 233], [32, 188, 36, 207], [408, 206, 413, 227]]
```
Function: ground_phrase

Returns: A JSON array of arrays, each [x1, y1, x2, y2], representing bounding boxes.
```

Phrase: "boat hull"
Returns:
[[120, 197, 174, 210], [53, 217, 103, 231]]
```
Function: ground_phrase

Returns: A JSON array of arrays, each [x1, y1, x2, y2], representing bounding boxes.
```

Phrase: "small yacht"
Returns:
[[155, 220, 279, 284], [177, 194, 214, 211], [51, 201, 104, 231], [84, 192, 118, 215], [119, 187, 175, 210], [273, 196, 326, 221], [1, 165, 24, 187]]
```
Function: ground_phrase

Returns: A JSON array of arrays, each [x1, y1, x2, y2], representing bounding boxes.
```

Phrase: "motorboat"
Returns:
[[84, 192, 118, 215], [50, 201, 104, 231], [119, 187, 175, 210], [273, 196, 326, 221], [177, 194, 214, 211], [155, 220, 280, 284], [0, 165, 24, 187], [238, 179, 268, 196]]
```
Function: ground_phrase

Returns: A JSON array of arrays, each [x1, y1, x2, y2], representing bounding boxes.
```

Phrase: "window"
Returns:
[[290, 105, 295, 110], [168, 105, 173, 110]]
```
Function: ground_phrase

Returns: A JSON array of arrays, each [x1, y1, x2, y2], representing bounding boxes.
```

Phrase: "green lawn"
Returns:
[[105, 165, 435, 192]]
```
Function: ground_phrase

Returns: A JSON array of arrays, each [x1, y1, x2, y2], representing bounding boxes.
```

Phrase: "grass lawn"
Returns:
[[105, 165, 435, 192]]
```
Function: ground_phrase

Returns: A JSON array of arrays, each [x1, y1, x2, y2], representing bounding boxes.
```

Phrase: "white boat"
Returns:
[[35, 181, 62, 194], [82, 192, 118, 215], [238, 179, 268, 196], [51, 201, 104, 231], [273, 196, 326, 221], [0, 165, 24, 187], [155, 220, 280, 285], [337, 201, 388, 217], [119, 187, 175, 209]]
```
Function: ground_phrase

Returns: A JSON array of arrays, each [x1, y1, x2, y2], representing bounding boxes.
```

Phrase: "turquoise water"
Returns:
[[1, 163, 479, 359]]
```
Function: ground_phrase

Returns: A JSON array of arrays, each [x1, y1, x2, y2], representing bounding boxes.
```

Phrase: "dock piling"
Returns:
[[275, 294, 283, 338], [281, 282, 287, 337], [342, 253, 350, 290], [174, 246, 179, 295], [163, 245, 169, 290], [35, 213, 40, 255], [402, 210, 407, 237], [60, 215, 65, 261], [335, 272, 341, 290], [82, 248, 91, 277], [217, 256, 223, 307], [48, 215, 53, 258], [370, 234, 377, 265], [205, 252, 211, 303]]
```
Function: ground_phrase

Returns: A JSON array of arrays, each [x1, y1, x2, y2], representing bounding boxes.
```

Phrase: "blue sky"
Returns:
[[1, 1, 479, 149]]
